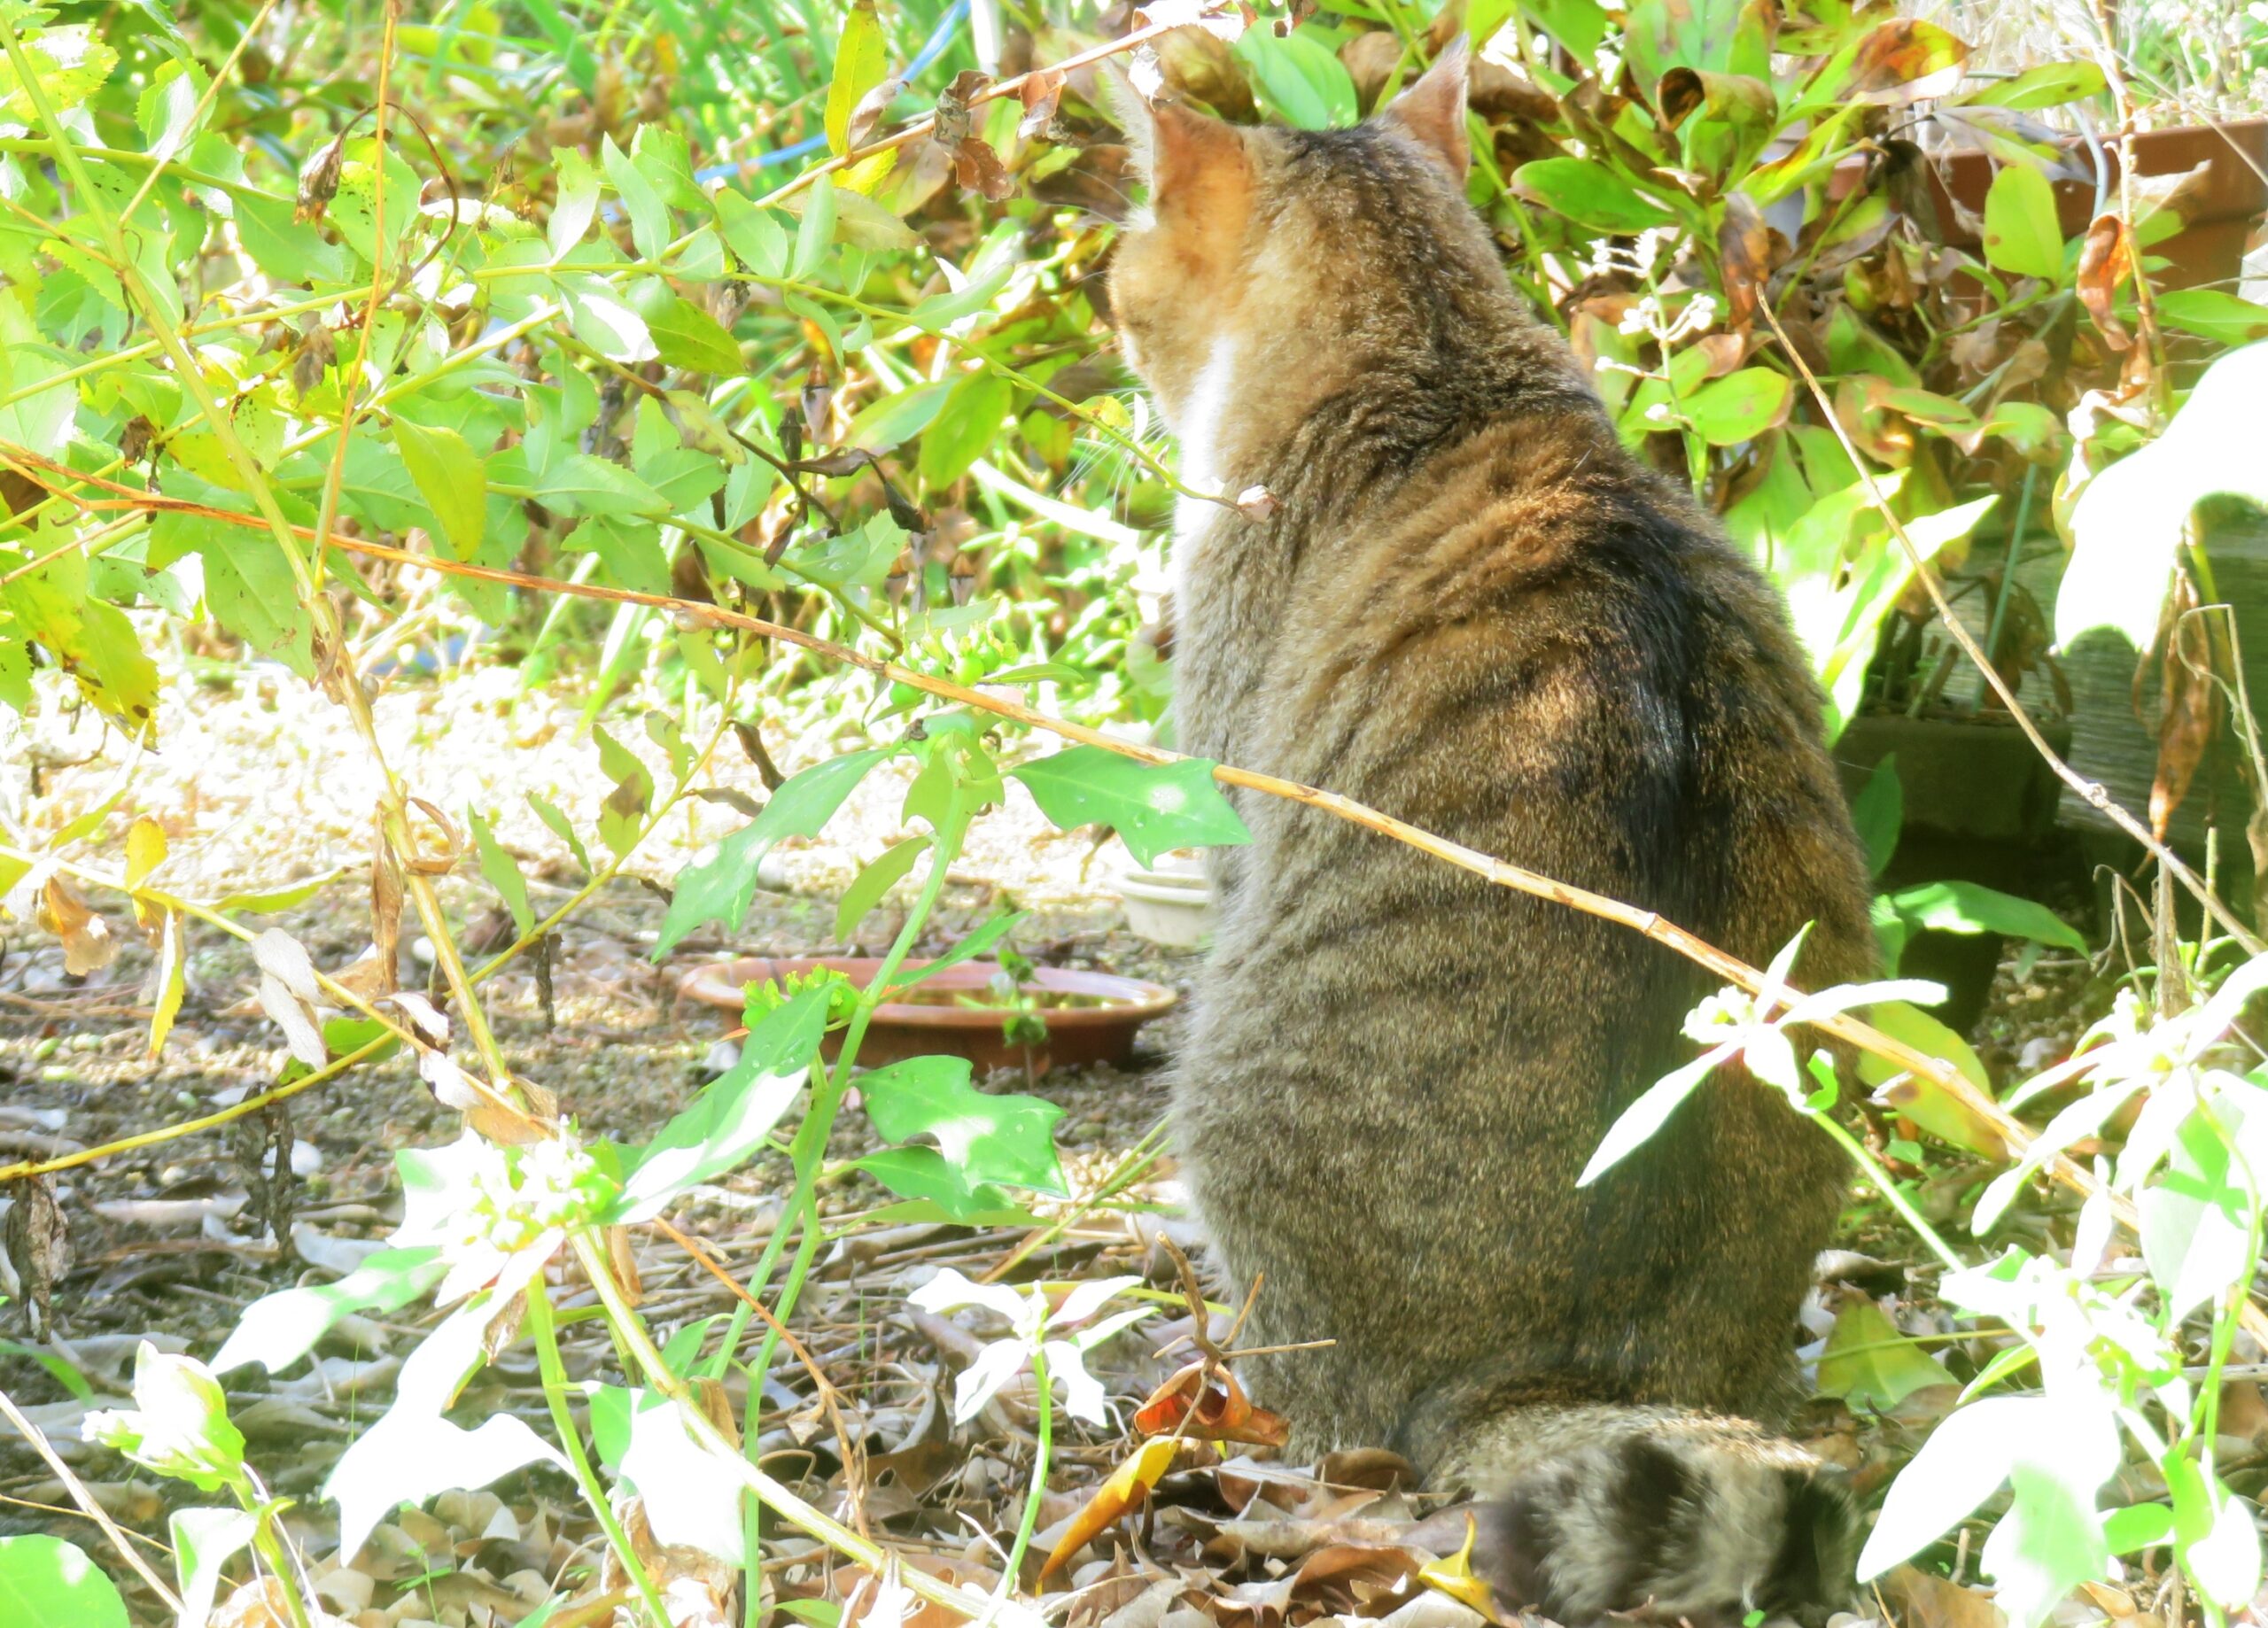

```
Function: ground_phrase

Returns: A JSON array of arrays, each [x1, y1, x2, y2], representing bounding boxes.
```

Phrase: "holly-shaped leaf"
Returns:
[[861, 1055, 1067, 1195], [1009, 748, 1248, 868], [655, 748, 894, 955]]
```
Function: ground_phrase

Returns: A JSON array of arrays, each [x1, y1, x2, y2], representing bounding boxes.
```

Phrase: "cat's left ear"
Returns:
[[1383, 36, 1471, 182]]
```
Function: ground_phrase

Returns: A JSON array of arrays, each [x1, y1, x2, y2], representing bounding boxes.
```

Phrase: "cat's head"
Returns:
[[1103, 40, 1502, 461]]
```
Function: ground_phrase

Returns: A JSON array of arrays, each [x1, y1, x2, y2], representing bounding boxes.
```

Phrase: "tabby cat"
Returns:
[[1103, 39, 1879, 1625]]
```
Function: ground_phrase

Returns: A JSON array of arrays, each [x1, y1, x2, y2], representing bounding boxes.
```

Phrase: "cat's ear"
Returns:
[[1101, 68, 1250, 224], [1385, 36, 1471, 182]]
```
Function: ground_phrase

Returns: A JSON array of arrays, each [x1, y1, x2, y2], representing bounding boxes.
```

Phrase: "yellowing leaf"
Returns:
[[391, 419, 486, 562], [1418, 1514, 1504, 1624], [123, 816, 167, 890], [825, 0, 889, 159], [1859, 1000, 2008, 1159], [150, 911, 186, 1059], [1042, 1438, 1177, 1578], [1816, 1296, 1957, 1410], [1982, 163, 2065, 280]]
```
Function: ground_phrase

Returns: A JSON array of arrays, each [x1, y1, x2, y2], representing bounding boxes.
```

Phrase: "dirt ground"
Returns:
[[0, 657, 2108, 1628]]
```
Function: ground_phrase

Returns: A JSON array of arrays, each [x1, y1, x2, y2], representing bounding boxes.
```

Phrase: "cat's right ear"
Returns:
[[1099, 69, 1250, 226]]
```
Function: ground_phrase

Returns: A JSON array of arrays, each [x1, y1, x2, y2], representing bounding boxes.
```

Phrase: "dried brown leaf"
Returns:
[[2076, 213, 2136, 352], [1018, 68, 1066, 141], [38, 875, 117, 976]]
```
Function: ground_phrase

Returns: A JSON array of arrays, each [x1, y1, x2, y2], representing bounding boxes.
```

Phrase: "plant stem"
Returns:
[[994, 1344, 1052, 1596], [528, 1281, 672, 1628], [1799, 1099, 1966, 1275], [238, 1487, 316, 1628]]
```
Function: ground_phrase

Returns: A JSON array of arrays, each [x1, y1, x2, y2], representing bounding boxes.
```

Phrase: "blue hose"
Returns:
[[694, 0, 973, 186]]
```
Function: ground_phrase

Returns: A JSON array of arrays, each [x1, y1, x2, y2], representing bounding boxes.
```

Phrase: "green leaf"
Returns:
[[209, 871, 344, 915], [1511, 0, 1610, 58], [0, 1536, 129, 1628], [538, 451, 671, 519], [791, 176, 837, 281], [2101, 1503, 2177, 1555], [1855, 1000, 2005, 1158], [602, 132, 671, 262], [136, 58, 211, 166], [170, 1508, 256, 1628], [617, 987, 827, 1219], [850, 1146, 1021, 1222], [527, 792, 594, 874], [2140, 1110, 2251, 1322], [1859, 1394, 2032, 1578], [324, 1302, 566, 1562], [908, 264, 1014, 330], [837, 835, 932, 940], [919, 370, 1013, 490], [391, 419, 486, 561], [231, 190, 351, 286], [1814, 1297, 1955, 1409], [596, 1386, 747, 1562], [1233, 27, 1359, 129], [1009, 748, 1251, 868], [213, 1246, 447, 1373], [861, 1055, 1068, 1195], [2060, 343, 2268, 651], [645, 295, 745, 375], [2154, 289, 2268, 348], [850, 380, 951, 453], [1888, 880, 2085, 951], [467, 806, 536, 939], [1683, 368, 1793, 445], [1961, 60, 2108, 109], [654, 748, 893, 955], [548, 149, 601, 258], [1984, 1440, 2117, 1628], [1982, 163, 2065, 280], [884, 911, 1029, 995], [558, 277, 658, 364], [826, 0, 889, 158], [82, 1346, 245, 1493], [715, 190, 789, 277], [1512, 159, 1678, 234], [1851, 755, 1903, 877]]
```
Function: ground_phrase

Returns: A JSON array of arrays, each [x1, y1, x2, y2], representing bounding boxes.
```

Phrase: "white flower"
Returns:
[[908, 1270, 1150, 1426]]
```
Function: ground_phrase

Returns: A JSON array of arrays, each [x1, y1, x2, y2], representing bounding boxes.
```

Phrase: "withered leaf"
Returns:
[[1134, 1361, 1291, 1446], [2150, 579, 2218, 841], [39, 874, 117, 976], [2, 1175, 69, 1337], [1042, 1437, 1178, 1578], [2076, 213, 2135, 352], [149, 910, 186, 1058], [252, 927, 328, 1068], [1018, 68, 1066, 142], [951, 136, 1016, 202], [1716, 194, 1773, 333], [296, 134, 346, 224]]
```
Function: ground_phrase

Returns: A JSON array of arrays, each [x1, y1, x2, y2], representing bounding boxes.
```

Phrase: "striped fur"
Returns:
[[1106, 44, 1874, 1626]]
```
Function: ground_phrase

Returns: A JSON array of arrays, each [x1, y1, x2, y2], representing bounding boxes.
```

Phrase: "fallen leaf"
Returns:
[[1417, 1514, 1501, 1623], [1044, 1437, 1180, 1578], [1133, 1362, 1290, 1446], [1880, 1562, 2008, 1628]]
